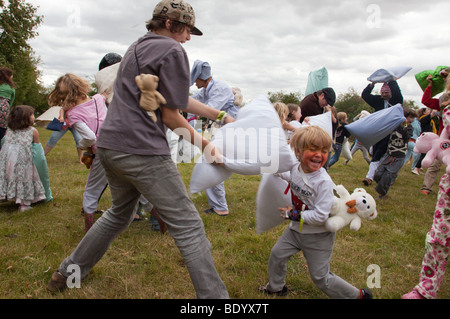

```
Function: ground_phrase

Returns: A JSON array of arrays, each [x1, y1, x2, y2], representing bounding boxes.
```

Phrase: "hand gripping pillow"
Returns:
[[345, 104, 406, 150], [189, 95, 296, 194], [415, 66, 450, 97]]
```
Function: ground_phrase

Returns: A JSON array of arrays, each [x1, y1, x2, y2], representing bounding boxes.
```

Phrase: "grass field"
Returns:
[[0, 127, 448, 299]]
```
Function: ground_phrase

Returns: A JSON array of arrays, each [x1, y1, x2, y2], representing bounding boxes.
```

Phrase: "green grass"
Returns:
[[0, 128, 448, 299]]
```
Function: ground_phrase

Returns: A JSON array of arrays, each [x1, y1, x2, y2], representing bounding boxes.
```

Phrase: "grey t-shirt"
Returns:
[[97, 32, 190, 156]]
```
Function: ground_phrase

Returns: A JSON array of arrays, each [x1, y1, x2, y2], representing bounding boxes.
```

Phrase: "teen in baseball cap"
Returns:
[[151, 0, 203, 36]]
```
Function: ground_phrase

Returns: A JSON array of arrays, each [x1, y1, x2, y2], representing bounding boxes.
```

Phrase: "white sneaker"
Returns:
[[19, 205, 32, 212]]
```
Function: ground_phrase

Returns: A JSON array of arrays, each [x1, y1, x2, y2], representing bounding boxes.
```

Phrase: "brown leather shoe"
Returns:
[[150, 209, 168, 234], [362, 178, 372, 186], [47, 271, 67, 293]]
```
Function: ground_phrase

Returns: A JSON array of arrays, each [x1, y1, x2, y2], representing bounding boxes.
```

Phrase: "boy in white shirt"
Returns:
[[260, 125, 372, 299]]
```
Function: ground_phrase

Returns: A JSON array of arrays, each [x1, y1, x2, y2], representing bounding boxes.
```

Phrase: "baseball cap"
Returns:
[[153, 0, 203, 36], [322, 88, 336, 106], [99, 53, 122, 71]]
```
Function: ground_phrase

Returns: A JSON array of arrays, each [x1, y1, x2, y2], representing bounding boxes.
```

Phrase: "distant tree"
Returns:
[[334, 87, 371, 122], [268, 90, 303, 105], [403, 99, 418, 110], [0, 0, 47, 113]]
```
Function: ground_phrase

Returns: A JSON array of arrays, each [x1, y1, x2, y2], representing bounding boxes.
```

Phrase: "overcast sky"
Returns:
[[29, 0, 450, 106]]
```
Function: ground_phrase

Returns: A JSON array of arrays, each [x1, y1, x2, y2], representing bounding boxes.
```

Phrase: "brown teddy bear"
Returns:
[[135, 74, 167, 122], [81, 147, 95, 169]]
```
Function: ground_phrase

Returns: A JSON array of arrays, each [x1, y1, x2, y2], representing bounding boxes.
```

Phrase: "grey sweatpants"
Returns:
[[205, 182, 228, 212], [82, 157, 108, 214], [58, 148, 229, 299], [266, 228, 360, 299]]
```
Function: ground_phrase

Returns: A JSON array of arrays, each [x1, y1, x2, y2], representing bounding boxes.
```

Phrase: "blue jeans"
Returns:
[[328, 143, 343, 168], [46, 127, 81, 148], [58, 148, 229, 299], [404, 141, 420, 170]]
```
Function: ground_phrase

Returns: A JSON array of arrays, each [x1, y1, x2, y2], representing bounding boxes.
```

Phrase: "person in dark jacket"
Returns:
[[374, 108, 416, 199], [361, 80, 403, 186], [299, 87, 336, 123]]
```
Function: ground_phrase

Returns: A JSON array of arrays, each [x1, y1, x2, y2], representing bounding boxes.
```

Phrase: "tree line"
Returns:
[[0, 0, 48, 113]]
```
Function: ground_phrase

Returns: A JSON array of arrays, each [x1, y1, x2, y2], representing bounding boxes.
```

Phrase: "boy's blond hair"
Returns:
[[273, 102, 289, 123], [48, 73, 91, 110], [337, 112, 348, 124], [290, 125, 332, 155]]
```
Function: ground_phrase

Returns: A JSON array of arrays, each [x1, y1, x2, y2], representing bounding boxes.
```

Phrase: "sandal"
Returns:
[[204, 208, 229, 217]]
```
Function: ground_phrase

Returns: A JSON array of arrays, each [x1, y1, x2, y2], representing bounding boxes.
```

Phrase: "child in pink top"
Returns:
[[48, 74, 108, 232]]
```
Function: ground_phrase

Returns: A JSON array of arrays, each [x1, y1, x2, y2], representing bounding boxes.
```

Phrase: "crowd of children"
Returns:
[[1, 73, 448, 300]]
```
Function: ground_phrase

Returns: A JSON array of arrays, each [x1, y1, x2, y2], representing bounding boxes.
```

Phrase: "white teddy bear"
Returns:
[[325, 185, 377, 232]]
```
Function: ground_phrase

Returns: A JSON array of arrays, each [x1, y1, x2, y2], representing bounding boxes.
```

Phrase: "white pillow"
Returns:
[[256, 173, 291, 234], [190, 162, 233, 194], [345, 104, 406, 149], [189, 95, 296, 194], [95, 63, 120, 104], [306, 111, 333, 138], [367, 66, 412, 83]]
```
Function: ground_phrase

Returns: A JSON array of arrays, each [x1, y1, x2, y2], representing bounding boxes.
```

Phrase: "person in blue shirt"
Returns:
[[191, 60, 240, 216]]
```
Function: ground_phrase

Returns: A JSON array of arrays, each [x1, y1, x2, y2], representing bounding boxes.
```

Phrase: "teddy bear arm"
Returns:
[[349, 216, 362, 231], [334, 185, 350, 199], [325, 216, 347, 232], [156, 92, 167, 105]]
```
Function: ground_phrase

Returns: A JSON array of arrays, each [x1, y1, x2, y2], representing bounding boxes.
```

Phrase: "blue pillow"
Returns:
[[345, 104, 406, 149]]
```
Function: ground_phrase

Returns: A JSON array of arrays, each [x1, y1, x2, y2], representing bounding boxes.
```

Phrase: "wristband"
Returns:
[[288, 209, 302, 222], [216, 111, 228, 125], [289, 209, 304, 232]]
